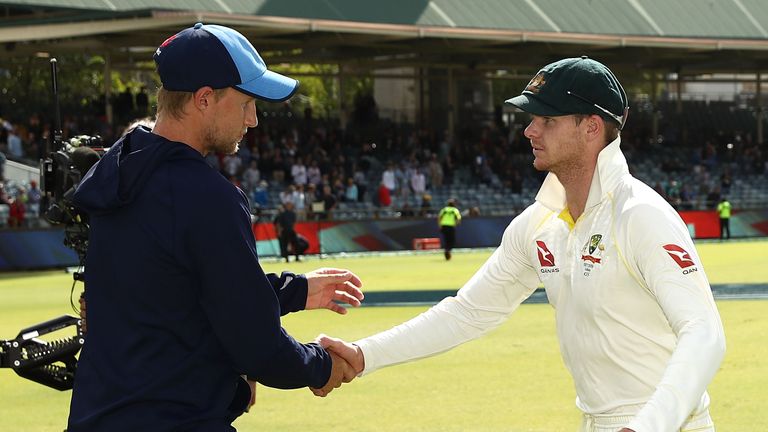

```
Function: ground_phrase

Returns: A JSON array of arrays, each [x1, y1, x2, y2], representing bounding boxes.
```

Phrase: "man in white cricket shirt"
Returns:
[[317, 56, 726, 432]]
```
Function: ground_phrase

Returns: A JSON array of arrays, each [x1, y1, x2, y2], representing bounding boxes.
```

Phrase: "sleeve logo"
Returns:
[[536, 240, 556, 267], [663, 244, 696, 269]]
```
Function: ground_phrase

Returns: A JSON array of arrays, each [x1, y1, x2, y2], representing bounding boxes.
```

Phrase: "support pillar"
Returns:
[[757, 71, 763, 145], [447, 67, 456, 142], [651, 72, 659, 143], [104, 53, 113, 126], [337, 64, 347, 131]]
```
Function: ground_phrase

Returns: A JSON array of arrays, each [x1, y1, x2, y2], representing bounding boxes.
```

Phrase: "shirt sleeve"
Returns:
[[266, 272, 308, 315], [356, 209, 540, 375], [183, 184, 330, 389], [623, 204, 725, 432]]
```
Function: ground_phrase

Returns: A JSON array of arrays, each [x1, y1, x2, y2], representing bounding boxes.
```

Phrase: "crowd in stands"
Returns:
[[2, 99, 768, 229]]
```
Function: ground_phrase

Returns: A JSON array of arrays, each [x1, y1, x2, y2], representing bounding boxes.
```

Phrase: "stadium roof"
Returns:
[[2, 0, 768, 77]]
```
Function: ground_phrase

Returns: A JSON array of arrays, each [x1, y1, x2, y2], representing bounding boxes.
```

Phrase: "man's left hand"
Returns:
[[305, 268, 364, 314]]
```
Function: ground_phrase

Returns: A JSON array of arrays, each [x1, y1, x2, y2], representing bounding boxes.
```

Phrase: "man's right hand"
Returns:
[[310, 350, 356, 397], [316, 334, 364, 375]]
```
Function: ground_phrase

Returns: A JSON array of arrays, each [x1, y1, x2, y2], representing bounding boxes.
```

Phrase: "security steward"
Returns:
[[437, 198, 461, 260]]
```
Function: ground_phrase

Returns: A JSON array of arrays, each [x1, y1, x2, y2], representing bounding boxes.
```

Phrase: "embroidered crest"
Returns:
[[580, 234, 605, 277], [155, 34, 178, 56], [525, 73, 546, 94], [588, 234, 603, 254]]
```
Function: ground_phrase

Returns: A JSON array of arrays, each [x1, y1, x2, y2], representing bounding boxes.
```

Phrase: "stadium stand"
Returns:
[[3, 94, 767, 229]]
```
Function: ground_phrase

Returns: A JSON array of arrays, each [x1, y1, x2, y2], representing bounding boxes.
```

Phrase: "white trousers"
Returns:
[[579, 409, 714, 432]]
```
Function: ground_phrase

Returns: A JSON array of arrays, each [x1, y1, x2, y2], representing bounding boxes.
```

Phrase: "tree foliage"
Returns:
[[1, 53, 370, 131]]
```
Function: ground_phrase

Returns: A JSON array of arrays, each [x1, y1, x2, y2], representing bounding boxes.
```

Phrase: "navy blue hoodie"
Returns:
[[67, 126, 331, 431]]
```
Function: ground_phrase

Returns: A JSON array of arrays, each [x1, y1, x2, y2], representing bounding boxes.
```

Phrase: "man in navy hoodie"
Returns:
[[68, 23, 364, 431]]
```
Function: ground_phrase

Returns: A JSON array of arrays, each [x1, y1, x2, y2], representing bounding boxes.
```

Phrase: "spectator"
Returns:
[[304, 183, 318, 209], [332, 177, 346, 203], [666, 180, 681, 208], [705, 186, 721, 209], [381, 162, 396, 194], [0, 148, 6, 181], [352, 165, 368, 202], [291, 156, 308, 186], [0, 183, 10, 228], [307, 159, 322, 186], [242, 160, 261, 196], [679, 184, 694, 210], [237, 142, 252, 168], [418, 193, 432, 217], [377, 182, 391, 208], [410, 167, 426, 200], [26, 180, 42, 226], [426, 153, 443, 188], [395, 161, 411, 207], [8, 191, 25, 227], [252, 180, 270, 208], [272, 151, 286, 183], [280, 184, 297, 206], [222, 153, 242, 178], [400, 203, 415, 218], [321, 184, 337, 220], [344, 177, 358, 202], [292, 184, 307, 220], [720, 171, 732, 195], [7, 125, 23, 159]]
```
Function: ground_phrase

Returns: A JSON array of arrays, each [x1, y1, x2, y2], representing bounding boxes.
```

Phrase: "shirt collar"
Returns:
[[535, 136, 628, 213]]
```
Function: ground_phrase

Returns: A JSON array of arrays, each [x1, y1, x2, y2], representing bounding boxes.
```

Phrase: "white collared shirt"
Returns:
[[356, 138, 725, 432]]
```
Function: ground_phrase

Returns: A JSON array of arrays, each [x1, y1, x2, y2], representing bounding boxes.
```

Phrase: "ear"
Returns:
[[584, 114, 604, 143], [192, 86, 215, 111]]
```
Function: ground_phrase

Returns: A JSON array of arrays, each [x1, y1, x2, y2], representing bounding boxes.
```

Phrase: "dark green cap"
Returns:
[[505, 56, 629, 130]]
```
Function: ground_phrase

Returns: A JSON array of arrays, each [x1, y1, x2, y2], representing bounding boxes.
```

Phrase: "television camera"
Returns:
[[0, 58, 106, 390]]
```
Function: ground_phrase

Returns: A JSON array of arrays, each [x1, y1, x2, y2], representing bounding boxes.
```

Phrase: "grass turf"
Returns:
[[0, 240, 766, 430], [259, 238, 768, 291]]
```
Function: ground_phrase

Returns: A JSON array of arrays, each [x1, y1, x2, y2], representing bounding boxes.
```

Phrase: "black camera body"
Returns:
[[0, 59, 102, 391], [40, 135, 105, 260]]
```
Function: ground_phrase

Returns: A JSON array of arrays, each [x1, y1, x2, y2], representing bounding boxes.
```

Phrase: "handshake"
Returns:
[[297, 267, 367, 397], [310, 335, 364, 397]]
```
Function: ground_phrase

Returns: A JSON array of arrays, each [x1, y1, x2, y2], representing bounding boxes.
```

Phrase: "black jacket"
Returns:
[[68, 126, 330, 431]]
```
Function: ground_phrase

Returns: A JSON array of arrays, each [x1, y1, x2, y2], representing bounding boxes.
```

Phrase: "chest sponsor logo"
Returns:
[[581, 255, 601, 264], [663, 244, 696, 270], [535, 240, 559, 273]]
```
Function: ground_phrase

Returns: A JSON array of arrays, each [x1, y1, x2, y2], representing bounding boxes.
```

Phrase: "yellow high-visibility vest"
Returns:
[[438, 206, 461, 227]]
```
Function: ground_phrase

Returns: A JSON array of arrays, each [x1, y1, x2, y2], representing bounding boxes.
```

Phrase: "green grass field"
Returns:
[[1, 240, 766, 430]]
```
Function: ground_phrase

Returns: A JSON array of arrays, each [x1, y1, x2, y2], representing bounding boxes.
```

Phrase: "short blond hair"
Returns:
[[156, 88, 192, 121], [155, 87, 228, 120]]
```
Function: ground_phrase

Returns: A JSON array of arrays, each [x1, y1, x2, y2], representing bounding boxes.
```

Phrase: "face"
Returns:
[[203, 88, 258, 155], [523, 114, 589, 175]]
